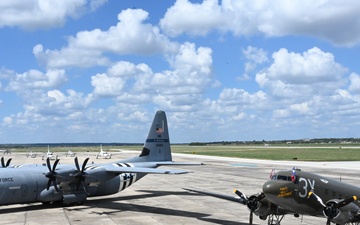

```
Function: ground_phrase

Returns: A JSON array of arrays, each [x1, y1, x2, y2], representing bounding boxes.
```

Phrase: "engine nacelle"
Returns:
[[62, 193, 87, 204], [248, 194, 278, 220], [38, 187, 63, 202], [324, 199, 360, 225]]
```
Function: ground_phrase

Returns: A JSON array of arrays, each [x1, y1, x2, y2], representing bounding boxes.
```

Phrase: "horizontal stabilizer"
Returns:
[[105, 166, 190, 175], [184, 188, 242, 203]]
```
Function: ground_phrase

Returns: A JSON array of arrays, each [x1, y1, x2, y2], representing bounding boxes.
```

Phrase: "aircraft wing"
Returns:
[[105, 166, 190, 174], [184, 188, 244, 204], [156, 162, 203, 166]]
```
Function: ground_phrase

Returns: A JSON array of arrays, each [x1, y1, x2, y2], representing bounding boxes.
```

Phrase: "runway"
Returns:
[[1, 151, 360, 225]]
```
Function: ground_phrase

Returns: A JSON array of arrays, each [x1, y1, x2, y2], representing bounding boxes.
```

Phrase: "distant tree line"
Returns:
[[188, 138, 360, 146]]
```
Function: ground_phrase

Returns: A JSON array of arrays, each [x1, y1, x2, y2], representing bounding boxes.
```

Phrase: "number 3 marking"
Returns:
[[298, 177, 315, 198]]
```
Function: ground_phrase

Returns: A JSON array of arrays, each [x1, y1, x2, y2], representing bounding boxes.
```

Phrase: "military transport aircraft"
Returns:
[[0, 110, 198, 206], [186, 168, 360, 225]]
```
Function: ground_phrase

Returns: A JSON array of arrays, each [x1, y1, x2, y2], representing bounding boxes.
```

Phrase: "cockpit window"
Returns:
[[276, 175, 292, 181]]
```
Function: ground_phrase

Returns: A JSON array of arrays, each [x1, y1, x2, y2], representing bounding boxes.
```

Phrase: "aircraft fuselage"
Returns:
[[263, 169, 360, 216], [0, 164, 146, 205]]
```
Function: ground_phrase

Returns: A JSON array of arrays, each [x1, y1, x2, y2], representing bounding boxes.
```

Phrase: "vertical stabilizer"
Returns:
[[138, 110, 172, 162]]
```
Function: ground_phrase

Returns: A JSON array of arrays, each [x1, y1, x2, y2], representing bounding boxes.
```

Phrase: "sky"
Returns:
[[1, 0, 360, 144]]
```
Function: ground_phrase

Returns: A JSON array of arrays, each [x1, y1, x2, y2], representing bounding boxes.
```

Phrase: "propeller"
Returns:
[[234, 190, 265, 225], [308, 191, 357, 225], [72, 157, 90, 192], [44, 157, 60, 192], [1, 157, 12, 168]]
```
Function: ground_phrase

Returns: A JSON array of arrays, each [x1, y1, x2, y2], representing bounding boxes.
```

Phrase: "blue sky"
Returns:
[[1, 0, 360, 144]]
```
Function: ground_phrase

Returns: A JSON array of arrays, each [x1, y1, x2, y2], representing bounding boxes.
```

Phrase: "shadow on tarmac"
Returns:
[[0, 190, 242, 224]]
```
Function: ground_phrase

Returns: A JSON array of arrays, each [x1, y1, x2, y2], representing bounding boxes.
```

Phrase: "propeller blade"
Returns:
[[74, 157, 81, 171], [0, 157, 12, 168], [52, 159, 59, 172], [46, 157, 51, 171], [308, 191, 326, 207], [5, 158, 12, 167], [309, 191, 357, 224], [46, 179, 51, 190], [72, 157, 90, 192], [249, 211, 253, 225], [44, 158, 60, 192], [234, 189, 247, 201], [336, 196, 357, 208], [234, 190, 264, 224], [326, 218, 331, 225], [81, 158, 89, 172], [53, 180, 59, 192]]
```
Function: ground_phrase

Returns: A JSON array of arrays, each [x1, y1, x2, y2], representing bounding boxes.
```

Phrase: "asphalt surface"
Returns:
[[1, 150, 360, 225]]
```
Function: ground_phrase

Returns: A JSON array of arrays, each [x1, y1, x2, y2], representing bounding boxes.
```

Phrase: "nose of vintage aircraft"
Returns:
[[262, 180, 278, 197], [263, 180, 296, 200]]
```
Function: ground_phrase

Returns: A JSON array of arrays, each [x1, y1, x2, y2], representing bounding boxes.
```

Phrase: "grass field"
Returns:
[[172, 145, 360, 161], [5, 144, 360, 161], [109, 144, 360, 161]]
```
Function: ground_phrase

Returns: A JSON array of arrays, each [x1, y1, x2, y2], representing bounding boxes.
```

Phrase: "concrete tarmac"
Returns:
[[1, 150, 360, 225]]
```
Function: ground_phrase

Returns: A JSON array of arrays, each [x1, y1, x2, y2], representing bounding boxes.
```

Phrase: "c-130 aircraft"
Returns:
[[0, 110, 198, 205], [186, 168, 360, 225]]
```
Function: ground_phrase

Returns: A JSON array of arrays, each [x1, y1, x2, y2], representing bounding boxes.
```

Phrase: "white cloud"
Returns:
[[267, 47, 346, 84], [107, 61, 138, 77], [34, 8, 176, 69], [89, 0, 107, 12], [6, 69, 68, 92], [91, 73, 125, 97], [0, 0, 106, 30], [160, 0, 360, 46], [255, 47, 347, 100], [33, 44, 110, 69], [349, 73, 360, 93], [243, 46, 268, 64], [218, 88, 268, 108], [85, 42, 215, 111], [3, 116, 12, 127], [46, 89, 92, 111], [160, 0, 224, 37], [289, 102, 312, 115], [241, 46, 268, 79]]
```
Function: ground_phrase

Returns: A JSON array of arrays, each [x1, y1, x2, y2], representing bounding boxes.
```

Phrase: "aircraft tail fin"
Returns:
[[138, 110, 172, 162]]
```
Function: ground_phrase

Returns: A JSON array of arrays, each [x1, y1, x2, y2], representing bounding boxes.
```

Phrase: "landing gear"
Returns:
[[267, 214, 284, 225]]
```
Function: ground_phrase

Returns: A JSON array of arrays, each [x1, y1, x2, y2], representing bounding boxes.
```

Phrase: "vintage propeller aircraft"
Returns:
[[96, 144, 112, 159], [0, 110, 198, 206], [186, 168, 360, 225], [65, 149, 76, 157], [41, 146, 58, 160]]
